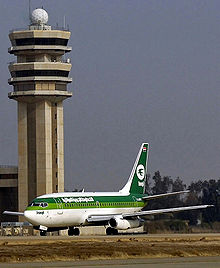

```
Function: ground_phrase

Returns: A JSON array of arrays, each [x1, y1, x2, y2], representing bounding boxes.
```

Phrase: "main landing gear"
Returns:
[[40, 230, 47, 236], [106, 227, 118, 235], [68, 227, 80, 236]]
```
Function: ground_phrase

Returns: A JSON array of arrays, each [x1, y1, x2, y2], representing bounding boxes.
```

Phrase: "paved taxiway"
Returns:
[[0, 232, 220, 241], [2, 256, 220, 268]]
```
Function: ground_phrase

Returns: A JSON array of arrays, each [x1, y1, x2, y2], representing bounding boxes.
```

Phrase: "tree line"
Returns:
[[145, 171, 220, 225]]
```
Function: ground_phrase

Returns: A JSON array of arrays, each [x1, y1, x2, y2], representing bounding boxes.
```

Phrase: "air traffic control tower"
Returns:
[[8, 8, 72, 213]]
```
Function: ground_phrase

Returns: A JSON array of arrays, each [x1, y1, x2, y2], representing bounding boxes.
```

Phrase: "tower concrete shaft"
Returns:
[[8, 20, 72, 212]]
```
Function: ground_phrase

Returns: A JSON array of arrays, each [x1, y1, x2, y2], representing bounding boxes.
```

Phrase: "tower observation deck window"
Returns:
[[14, 70, 69, 77], [15, 38, 68, 46], [26, 56, 35, 62]]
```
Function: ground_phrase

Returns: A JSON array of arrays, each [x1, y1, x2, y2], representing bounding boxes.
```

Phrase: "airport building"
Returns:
[[0, 166, 18, 222], [7, 8, 72, 214]]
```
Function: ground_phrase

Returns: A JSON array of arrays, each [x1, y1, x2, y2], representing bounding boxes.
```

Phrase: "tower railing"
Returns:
[[9, 25, 70, 33], [8, 59, 71, 65]]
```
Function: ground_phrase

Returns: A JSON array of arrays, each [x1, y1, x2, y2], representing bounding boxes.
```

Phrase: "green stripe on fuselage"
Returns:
[[26, 194, 147, 210]]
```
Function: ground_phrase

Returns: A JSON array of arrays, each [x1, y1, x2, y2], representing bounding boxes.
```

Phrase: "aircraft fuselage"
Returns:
[[24, 192, 146, 227]]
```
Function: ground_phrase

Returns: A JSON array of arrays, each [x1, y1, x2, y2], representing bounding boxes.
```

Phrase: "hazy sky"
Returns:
[[0, 0, 219, 192]]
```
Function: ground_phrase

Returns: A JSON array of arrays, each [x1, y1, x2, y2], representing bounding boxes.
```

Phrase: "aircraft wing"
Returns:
[[122, 205, 213, 218], [87, 205, 213, 223], [142, 190, 189, 201], [3, 211, 24, 216]]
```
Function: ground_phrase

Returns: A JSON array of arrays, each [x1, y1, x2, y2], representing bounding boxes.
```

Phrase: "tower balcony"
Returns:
[[8, 90, 72, 103], [8, 76, 72, 85], [8, 62, 72, 85], [9, 62, 71, 71], [8, 62, 71, 73], [8, 45, 72, 54]]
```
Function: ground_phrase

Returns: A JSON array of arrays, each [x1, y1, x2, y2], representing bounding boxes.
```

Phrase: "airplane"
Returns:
[[4, 143, 213, 236]]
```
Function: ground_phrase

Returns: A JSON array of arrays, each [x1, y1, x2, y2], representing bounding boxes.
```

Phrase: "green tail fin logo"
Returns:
[[120, 143, 149, 195]]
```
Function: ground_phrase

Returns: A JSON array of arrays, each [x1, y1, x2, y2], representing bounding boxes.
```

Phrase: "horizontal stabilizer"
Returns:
[[3, 211, 24, 216], [142, 190, 190, 201], [122, 205, 214, 218]]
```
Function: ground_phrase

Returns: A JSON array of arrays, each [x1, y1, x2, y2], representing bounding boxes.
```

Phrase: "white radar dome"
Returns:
[[31, 8, 48, 25]]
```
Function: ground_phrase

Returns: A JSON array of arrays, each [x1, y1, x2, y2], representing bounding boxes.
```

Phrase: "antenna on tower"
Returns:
[[29, 0, 31, 23], [63, 15, 66, 29]]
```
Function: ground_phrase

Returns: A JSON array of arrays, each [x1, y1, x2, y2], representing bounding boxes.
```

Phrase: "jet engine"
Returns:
[[109, 216, 143, 230]]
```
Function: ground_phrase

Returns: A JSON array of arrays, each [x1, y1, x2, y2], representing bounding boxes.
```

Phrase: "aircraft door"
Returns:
[[96, 201, 100, 208], [54, 198, 63, 215], [132, 196, 138, 207]]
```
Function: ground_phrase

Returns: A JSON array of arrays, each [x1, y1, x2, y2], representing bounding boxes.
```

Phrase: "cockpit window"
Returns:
[[28, 202, 40, 207], [28, 202, 48, 208]]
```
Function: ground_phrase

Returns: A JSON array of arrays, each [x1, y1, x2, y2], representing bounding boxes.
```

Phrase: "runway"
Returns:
[[0, 234, 219, 266]]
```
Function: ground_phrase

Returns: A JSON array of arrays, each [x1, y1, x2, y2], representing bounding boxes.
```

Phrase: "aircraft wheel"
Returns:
[[73, 228, 80, 236], [68, 228, 74, 236], [40, 230, 47, 236], [113, 228, 118, 235], [106, 227, 118, 235], [106, 227, 112, 235]]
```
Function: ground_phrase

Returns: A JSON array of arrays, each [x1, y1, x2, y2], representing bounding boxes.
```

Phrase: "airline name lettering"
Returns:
[[61, 197, 94, 203], [36, 211, 44, 215]]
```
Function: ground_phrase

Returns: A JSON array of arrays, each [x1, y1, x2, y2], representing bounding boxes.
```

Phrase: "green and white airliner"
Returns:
[[4, 143, 212, 236]]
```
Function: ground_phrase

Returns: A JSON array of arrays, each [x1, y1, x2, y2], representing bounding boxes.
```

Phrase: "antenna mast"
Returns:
[[63, 15, 66, 29], [29, 0, 31, 23]]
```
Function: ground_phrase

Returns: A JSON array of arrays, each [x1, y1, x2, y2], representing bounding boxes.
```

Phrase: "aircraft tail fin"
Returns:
[[120, 143, 149, 195]]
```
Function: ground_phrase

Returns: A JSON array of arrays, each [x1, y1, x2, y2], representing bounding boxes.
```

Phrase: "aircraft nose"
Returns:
[[24, 210, 35, 224], [24, 210, 30, 220]]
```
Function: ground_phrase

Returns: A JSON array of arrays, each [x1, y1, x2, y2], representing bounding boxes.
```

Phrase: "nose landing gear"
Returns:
[[39, 225, 48, 236], [68, 227, 80, 236], [40, 230, 47, 236]]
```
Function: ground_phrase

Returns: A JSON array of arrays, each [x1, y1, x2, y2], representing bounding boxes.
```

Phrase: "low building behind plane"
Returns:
[[0, 166, 18, 222]]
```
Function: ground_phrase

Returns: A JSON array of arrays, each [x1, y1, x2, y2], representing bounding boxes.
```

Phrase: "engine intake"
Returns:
[[109, 217, 143, 230], [109, 218, 117, 228]]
